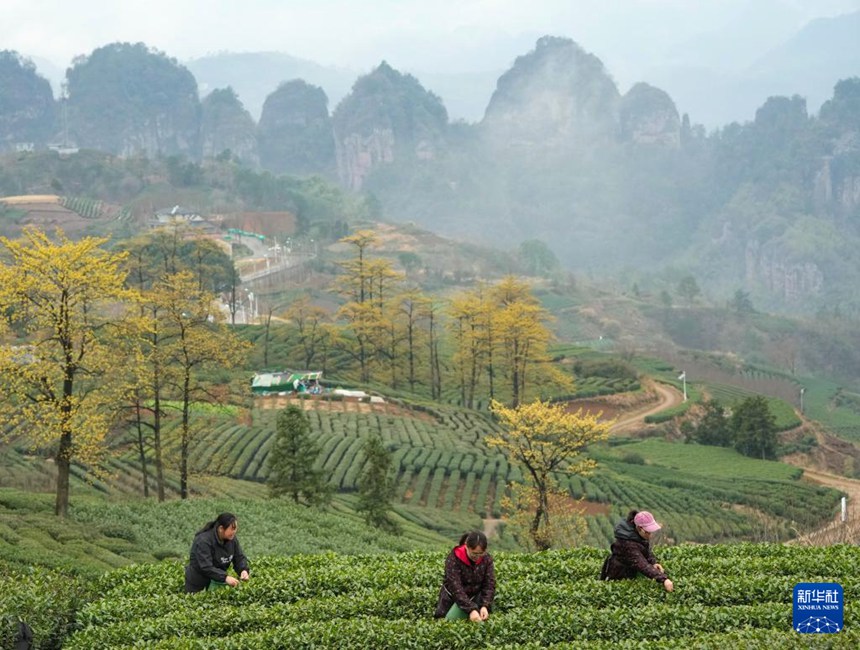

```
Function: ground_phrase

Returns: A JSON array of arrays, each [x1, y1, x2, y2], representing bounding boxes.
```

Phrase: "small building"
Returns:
[[251, 370, 322, 394], [150, 205, 217, 233]]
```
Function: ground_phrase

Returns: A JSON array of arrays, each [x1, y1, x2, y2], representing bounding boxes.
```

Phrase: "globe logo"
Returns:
[[793, 583, 843, 634]]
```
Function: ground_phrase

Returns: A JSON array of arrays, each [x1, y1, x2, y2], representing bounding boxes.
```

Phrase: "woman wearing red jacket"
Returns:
[[600, 510, 674, 592], [434, 531, 496, 621]]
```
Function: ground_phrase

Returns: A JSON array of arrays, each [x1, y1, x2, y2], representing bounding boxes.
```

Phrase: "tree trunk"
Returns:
[[263, 306, 273, 367], [180, 370, 191, 499], [54, 431, 72, 517], [433, 339, 442, 401], [153, 366, 166, 502], [530, 480, 551, 551], [511, 339, 521, 408], [135, 403, 150, 498], [56, 355, 74, 517], [428, 311, 438, 400], [487, 328, 495, 402], [530, 492, 548, 550], [407, 318, 416, 392]]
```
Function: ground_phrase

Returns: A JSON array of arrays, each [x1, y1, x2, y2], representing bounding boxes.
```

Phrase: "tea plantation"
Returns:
[[40, 544, 857, 649], [147, 405, 840, 547]]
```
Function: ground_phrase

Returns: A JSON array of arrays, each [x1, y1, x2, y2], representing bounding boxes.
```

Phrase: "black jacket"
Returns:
[[184, 527, 250, 593], [434, 545, 496, 618], [600, 519, 667, 583]]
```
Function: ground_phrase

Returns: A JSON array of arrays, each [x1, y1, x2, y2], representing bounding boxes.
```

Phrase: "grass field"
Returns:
[[602, 439, 803, 481]]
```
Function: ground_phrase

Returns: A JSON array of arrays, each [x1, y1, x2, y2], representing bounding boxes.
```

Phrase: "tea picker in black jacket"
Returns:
[[185, 512, 250, 593], [600, 510, 673, 592]]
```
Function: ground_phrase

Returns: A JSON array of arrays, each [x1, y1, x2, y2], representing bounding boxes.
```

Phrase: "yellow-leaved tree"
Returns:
[[335, 230, 404, 384], [154, 271, 251, 499], [487, 399, 612, 550], [491, 276, 570, 406], [0, 228, 138, 516]]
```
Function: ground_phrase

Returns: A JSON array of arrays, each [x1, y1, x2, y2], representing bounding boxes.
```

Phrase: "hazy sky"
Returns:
[[4, 0, 859, 83]]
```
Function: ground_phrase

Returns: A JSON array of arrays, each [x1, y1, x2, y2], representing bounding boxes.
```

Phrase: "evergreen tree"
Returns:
[[730, 289, 754, 316], [730, 396, 777, 460], [677, 275, 701, 306], [687, 400, 732, 446], [267, 405, 332, 506], [356, 434, 400, 534]]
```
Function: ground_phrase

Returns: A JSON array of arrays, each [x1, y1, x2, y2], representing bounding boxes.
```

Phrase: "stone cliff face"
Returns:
[[108, 117, 199, 159], [481, 36, 620, 147], [336, 129, 396, 191], [746, 240, 825, 302], [257, 80, 335, 176], [813, 135, 860, 216], [619, 83, 681, 147], [66, 43, 201, 159], [0, 51, 56, 149], [200, 88, 259, 167], [332, 62, 447, 189], [814, 79, 860, 217]]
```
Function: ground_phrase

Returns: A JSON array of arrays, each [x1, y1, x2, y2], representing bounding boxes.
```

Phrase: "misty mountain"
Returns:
[[0, 51, 56, 149], [407, 70, 499, 123], [186, 51, 498, 124], [186, 52, 356, 122], [747, 10, 860, 108], [200, 87, 259, 167], [258, 80, 335, 177], [648, 10, 860, 128], [354, 38, 860, 316], [27, 55, 65, 98], [332, 62, 448, 190], [66, 43, 200, 158], [2, 32, 860, 317]]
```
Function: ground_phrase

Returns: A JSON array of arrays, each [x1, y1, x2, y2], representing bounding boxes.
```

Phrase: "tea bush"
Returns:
[[62, 544, 857, 649]]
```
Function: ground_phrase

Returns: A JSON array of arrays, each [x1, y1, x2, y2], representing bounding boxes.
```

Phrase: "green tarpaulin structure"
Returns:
[[251, 370, 322, 393]]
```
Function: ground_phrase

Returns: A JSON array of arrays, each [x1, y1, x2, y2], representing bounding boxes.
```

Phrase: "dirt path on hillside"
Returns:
[[481, 384, 683, 538], [610, 383, 683, 434], [799, 468, 860, 504], [789, 468, 860, 545], [482, 517, 502, 539]]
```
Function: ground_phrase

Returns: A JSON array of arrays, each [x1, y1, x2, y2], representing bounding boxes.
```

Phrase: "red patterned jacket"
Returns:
[[434, 545, 496, 617]]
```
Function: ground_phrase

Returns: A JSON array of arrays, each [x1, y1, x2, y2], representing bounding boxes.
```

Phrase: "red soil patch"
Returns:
[[254, 394, 436, 421], [564, 400, 623, 421], [578, 500, 611, 515]]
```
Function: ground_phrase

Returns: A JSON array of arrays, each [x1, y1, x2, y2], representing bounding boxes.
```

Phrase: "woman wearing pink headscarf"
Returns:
[[600, 510, 674, 592]]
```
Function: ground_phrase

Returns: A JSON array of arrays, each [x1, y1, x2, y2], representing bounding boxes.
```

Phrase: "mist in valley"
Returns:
[[1, 0, 859, 320]]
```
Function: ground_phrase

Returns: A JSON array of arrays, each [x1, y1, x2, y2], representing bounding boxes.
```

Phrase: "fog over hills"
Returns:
[[2, 3, 860, 316], [17, 1, 860, 128], [175, 9, 860, 128], [646, 9, 860, 128]]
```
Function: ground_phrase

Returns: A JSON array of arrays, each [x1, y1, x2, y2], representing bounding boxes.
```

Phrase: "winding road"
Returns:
[[481, 383, 858, 544], [610, 383, 684, 434], [482, 383, 683, 538], [789, 468, 860, 544]]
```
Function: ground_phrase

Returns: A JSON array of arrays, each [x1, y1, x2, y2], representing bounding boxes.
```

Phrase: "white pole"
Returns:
[[682, 373, 687, 402], [842, 496, 847, 523]]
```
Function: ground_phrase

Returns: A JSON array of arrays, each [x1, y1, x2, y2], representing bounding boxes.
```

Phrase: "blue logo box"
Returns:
[[793, 583, 843, 634]]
